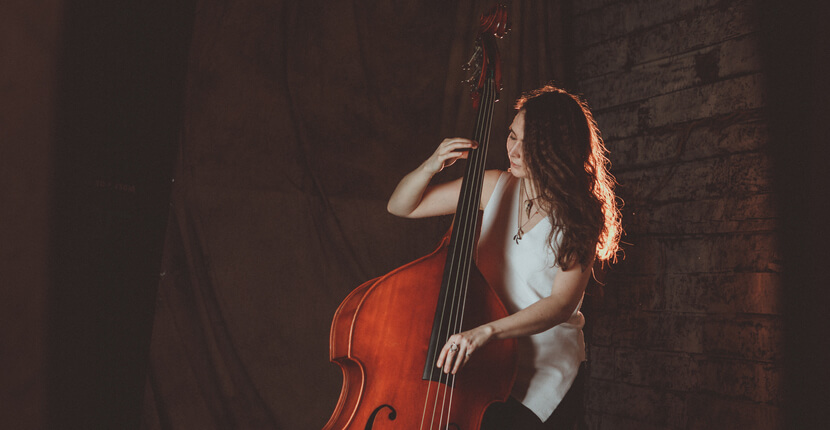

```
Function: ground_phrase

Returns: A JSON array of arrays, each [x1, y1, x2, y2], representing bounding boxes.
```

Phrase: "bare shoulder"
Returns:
[[480, 169, 506, 210]]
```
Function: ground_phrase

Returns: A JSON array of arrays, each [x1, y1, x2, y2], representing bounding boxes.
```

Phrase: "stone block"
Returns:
[[652, 232, 778, 274], [615, 347, 696, 391], [573, 0, 626, 17], [597, 415, 681, 430], [593, 73, 765, 141], [573, 36, 629, 81], [608, 117, 768, 171], [593, 103, 642, 141], [574, 0, 723, 48], [583, 412, 603, 430], [718, 33, 764, 77], [592, 311, 705, 353], [621, 193, 776, 235], [685, 394, 783, 430], [657, 79, 760, 134], [612, 235, 661, 274], [626, 0, 758, 67], [614, 151, 772, 205], [602, 273, 653, 312], [693, 357, 783, 403], [579, 34, 763, 111], [702, 316, 784, 362], [648, 73, 766, 129], [588, 344, 617, 380], [574, 0, 758, 78], [615, 156, 732, 204], [728, 151, 774, 195], [586, 379, 688, 428], [641, 272, 782, 315]]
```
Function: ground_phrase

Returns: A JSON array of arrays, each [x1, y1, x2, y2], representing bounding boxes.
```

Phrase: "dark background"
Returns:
[[2, 0, 828, 429]]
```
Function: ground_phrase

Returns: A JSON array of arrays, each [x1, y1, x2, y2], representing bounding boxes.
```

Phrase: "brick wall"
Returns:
[[570, 0, 783, 428]]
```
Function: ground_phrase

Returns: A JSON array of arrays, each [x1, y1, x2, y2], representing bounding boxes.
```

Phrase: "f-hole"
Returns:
[[364, 404, 396, 429], [363, 404, 460, 429]]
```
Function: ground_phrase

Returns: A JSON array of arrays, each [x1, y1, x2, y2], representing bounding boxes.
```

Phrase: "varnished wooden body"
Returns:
[[324, 235, 517, 429]]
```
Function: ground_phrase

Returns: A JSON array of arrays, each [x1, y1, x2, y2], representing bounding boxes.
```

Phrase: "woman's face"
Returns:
[[507, 110, 528, 178]]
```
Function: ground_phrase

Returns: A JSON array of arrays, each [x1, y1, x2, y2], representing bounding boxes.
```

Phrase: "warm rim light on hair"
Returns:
[[515, 84, 623, 269]]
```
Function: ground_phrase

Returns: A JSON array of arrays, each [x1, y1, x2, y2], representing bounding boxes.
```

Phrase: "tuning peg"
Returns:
[[462, 44, 483, 71]]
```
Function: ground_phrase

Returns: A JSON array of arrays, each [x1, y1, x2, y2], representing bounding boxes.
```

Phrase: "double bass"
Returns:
[[324, 6, 515, 429]]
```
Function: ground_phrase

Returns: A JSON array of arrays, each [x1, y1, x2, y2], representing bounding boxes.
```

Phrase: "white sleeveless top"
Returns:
[[477, 171, 586, 421]]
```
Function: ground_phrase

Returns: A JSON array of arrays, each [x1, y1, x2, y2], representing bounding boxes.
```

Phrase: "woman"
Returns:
[[387, 85, 622, 429]]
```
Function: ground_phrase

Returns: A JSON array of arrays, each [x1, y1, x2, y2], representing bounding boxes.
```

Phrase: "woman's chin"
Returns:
[[508, 167, 527, 178]]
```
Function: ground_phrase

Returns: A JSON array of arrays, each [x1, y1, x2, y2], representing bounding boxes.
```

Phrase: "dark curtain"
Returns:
[[140, 1, 568, 428]]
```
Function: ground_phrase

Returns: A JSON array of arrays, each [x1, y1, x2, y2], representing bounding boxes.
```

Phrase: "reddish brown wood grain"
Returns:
[[325, 238, 517, 429]]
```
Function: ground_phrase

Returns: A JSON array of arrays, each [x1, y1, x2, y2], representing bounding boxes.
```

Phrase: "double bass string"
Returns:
[[420, 76, 496, 429], [421, 79, 494, 429], [444, 77, 496, 428]]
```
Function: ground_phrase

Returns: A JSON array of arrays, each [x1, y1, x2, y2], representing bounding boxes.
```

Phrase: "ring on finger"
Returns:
[[450, 343, 459, 352]]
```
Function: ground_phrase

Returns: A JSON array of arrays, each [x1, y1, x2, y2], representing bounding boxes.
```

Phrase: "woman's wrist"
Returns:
[[419, 159, 441, 177], [481, 323, 499, 341]]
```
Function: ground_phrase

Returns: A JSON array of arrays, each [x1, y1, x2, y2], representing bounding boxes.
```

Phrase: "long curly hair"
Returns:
[[516, 85, 622, 270]]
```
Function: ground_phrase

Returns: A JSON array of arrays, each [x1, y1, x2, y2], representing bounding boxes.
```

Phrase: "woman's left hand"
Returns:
[[436, 324, 495, 374]]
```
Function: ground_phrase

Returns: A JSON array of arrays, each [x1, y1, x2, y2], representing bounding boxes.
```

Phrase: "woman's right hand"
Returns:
[[388, 137, 482, 218], [422, 138, 478, 175]]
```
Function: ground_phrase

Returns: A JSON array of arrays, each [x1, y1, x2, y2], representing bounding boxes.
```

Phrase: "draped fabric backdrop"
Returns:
[[140, 1, 569, 429]]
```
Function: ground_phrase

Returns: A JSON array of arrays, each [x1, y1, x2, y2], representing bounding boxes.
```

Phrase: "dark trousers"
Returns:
[[480, 364, 586, 430]]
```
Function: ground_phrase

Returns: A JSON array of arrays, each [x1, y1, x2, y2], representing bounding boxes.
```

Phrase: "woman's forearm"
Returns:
[[387, 138, 477, 218], [435, 293, 581, 374], [387, 162, 435, 217], [486, 295, 576, 340]]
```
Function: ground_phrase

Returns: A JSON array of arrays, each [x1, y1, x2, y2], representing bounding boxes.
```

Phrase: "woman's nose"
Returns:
[[507, 142, 521, 158]]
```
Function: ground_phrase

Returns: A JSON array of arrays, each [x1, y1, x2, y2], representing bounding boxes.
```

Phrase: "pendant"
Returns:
[[513, 228, 523, 244]]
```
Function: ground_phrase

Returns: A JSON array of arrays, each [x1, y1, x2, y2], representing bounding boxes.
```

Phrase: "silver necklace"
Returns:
[[513, 178, 541, 244]]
